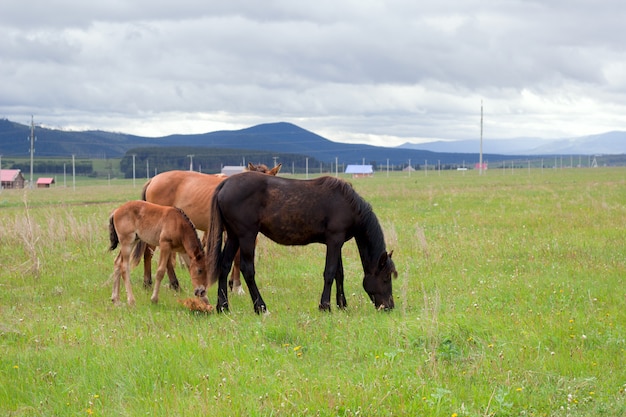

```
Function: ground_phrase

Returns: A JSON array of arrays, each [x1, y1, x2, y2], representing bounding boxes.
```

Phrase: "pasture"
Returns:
[[0, 168, 624, 416]]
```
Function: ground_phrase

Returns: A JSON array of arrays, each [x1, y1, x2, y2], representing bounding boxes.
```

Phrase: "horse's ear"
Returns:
[[388, 250, 393, 259], [269, 163, 282, 176], [378, 252, 389, 269], [248, 162, 255, 171]]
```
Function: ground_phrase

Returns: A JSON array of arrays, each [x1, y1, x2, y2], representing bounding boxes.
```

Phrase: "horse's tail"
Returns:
[[130, 240, 147, 268], [141, 178, 152, 201], [108, 213, 119, 251], [205, 181, 226, 287]]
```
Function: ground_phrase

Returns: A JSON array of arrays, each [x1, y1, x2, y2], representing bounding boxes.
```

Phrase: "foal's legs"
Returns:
[[150, 245, 171, 303], [113, 247, 136, 306], [142, 245, 154, 288], [143, 245, 180, 291], [111, 252, 123, 303]]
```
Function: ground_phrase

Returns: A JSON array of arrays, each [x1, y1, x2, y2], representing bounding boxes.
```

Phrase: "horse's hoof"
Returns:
[[318, 303, 331, 312], [170, 280, 180, 291], [217, 304, 229, 313], [254, 304, 268, 315]]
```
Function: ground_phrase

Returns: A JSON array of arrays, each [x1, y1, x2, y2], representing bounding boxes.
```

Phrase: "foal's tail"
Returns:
[[108, 213, 119, 251], [130, 240, 147, 268], [205, 181, 226, 287]]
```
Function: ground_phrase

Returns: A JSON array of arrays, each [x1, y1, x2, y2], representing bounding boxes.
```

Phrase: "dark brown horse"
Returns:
[[109, 200, 209, 306], [202, 172, 397, 314], [140, 162, 281, 293]]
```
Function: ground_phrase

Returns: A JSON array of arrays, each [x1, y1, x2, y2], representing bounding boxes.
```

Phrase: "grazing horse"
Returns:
[[108, 200, 209, 306], [202, 172, 397, 314], [140, 162, 281, 293]]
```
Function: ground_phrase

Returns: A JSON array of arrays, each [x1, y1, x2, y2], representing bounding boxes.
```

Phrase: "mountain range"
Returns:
[[0, 118, 623, 168]]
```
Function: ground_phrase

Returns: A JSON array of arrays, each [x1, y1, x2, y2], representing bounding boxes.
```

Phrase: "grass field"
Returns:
[[1, 168, 624, 416]]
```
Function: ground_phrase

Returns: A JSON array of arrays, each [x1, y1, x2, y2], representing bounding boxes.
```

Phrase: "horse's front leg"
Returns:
[[216, 238, 239, 313], [166, 252, 180, 291], [319, 242, 342, 311], [335, 256, 347, 309], [239, 237, 267, 314], [151, 246, 170, 303]]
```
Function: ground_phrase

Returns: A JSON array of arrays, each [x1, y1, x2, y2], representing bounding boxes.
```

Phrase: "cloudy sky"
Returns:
[[2, 1, 625, 146]]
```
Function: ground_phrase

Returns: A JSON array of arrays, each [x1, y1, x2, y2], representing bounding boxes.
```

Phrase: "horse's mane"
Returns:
[[315, 176, 373, 216], [315, 176, 386, 255], [174, 207, 203, 251]]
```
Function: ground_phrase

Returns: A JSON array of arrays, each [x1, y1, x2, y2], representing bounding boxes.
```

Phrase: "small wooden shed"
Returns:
[[0, 169, 26, 189], [37, 177, 55, 188]]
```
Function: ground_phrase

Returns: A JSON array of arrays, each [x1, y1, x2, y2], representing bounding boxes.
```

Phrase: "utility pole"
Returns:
[[132, 154, 136, 187], [72, 154, 76, 191], [29, 115, 36, 188], [479, 101, 484, 176], [187, 154, 194, 171]]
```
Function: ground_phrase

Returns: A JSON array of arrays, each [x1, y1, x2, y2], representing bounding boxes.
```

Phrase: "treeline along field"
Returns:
[[0, 168, 624, 416]]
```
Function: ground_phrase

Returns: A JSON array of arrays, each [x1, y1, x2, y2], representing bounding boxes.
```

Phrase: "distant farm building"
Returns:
[[37, 177, 55, 188], [0, 169, 26, 189], [345, 165, 374, 178], [221, 166, 247, 176]]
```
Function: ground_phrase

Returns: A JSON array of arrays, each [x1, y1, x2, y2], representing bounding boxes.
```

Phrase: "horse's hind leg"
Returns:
[[216, 238, 239, 313], [143, 244, 154, 288], [111, 253, 123, 304], [239, 237, 267, 314], [229, 249, 245, 295], [121, 255, 136, 306]]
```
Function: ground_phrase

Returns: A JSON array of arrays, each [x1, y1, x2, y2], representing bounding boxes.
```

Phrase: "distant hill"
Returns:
[[2, 118, 623, 170], [0, 119, 492, 167]]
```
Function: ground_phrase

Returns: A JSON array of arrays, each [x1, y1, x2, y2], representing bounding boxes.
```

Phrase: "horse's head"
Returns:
[[189, 250, 210, 303], [363, 251, 397, 310], [248, 162, 282, 176]]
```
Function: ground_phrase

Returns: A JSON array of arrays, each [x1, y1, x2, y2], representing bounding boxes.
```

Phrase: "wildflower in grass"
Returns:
[[516, 387, 523, 392], [452, 413, 458, 417], [13, 365, 19, 369], [86, 408, 93, 415]]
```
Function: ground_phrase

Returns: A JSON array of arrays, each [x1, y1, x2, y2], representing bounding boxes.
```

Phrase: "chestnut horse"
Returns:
[[109, 200, 209, 306], [203, 172, 397, 314], [140, 162, 281, 293]]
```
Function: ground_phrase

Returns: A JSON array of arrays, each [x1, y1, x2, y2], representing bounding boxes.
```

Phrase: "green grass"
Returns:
[[1, 169, 625, 416]]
